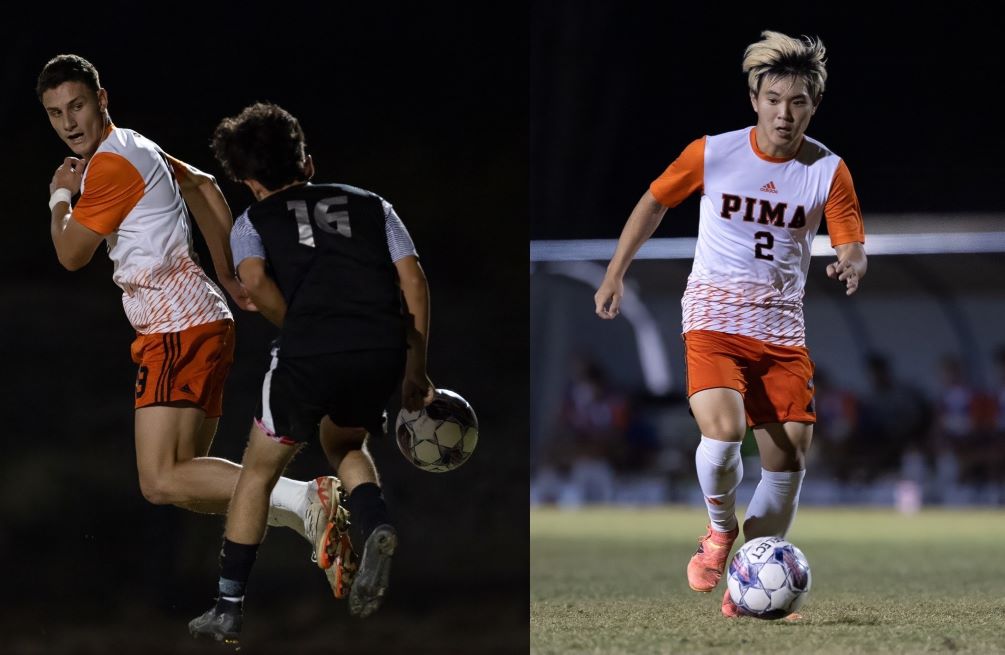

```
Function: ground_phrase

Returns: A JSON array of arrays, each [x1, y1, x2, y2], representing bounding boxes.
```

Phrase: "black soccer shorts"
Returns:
[[255, 344, 406, 443]]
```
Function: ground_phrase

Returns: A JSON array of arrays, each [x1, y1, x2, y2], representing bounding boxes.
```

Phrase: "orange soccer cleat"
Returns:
[[324, 528, 357, 599], [686, 524, 739, 592], [722, 587, 742, 617]]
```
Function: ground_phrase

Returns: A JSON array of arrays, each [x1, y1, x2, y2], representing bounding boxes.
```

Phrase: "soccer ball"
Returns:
[[395, 388, 478, 472], [727, 536, 811, 619]]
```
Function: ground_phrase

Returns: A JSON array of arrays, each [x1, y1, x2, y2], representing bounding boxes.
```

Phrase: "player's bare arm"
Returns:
[[166, 154, 256, 311], [595, 189, 669, 319], [395, 254, 434, 411], [236, 257, 286, 327], [826, 242, 867, 296], [48, 156, 104, 270]]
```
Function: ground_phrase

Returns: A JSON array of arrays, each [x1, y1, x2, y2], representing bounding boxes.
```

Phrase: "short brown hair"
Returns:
[[37, 54, 101, 101], [211, 102, 308, 190]]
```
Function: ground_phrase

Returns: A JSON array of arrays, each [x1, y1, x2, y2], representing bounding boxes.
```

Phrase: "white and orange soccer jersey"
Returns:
[[72, 126, 232, 334], [650, 127, 865, 346]]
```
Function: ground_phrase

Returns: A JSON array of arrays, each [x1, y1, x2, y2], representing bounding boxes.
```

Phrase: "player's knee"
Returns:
[[701, 418, 746, 442], [240, 456, 285, 487], [239, 457, 271, 477], [764, 446, 808, 472]]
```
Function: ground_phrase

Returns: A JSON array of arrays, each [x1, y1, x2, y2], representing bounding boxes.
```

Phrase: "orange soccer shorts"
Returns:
[[682, 329, 815, 426], [130, 319, 235, 417]]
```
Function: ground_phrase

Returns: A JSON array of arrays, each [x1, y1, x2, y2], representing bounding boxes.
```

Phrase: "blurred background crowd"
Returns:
[[531, 342, 1005, 509]]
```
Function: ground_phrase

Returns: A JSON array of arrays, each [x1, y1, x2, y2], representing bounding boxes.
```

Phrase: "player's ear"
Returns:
[[812, 93, 823, 114], [749, 88, 758, 113], [303, 154, 315, 181], [97, 88, 108, 113]]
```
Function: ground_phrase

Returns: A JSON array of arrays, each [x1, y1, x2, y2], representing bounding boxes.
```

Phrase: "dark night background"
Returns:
[[1, 4, 526, 654], [532, 4, 1005, 239]]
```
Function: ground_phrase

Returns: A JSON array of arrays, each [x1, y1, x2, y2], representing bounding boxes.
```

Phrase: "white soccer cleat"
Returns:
[[304, 476, 356, 599], [303, 476, 359, 598], [267, 506, 307, 540], [304, 476, 339, 567]]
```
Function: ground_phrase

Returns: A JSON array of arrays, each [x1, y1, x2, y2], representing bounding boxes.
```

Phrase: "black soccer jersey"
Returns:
[[243, 183, 406, 356]]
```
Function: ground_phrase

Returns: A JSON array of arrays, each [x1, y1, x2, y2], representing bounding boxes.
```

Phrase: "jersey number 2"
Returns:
[[754, 231, 774, 261], [287, 197, 352, 247]]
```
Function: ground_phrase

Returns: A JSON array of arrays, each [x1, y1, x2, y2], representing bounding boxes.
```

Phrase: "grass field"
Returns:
[[531, 506, 1005, 654]]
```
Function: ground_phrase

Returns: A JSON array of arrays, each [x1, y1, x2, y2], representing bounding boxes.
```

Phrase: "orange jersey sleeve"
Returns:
[[73, 152, 146, 235], [649, 136, 705, 207], [824, 159, 865, 246]]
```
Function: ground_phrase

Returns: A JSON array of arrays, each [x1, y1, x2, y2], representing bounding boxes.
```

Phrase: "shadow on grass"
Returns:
[[816, 615, 882, 626]]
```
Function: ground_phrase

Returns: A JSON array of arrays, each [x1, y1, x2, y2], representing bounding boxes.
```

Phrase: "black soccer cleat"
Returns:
[[348, 524, 397, 618], [189, 602, 242, 644]]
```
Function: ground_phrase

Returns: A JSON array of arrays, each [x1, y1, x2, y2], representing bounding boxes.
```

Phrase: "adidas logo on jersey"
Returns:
[[760, 181, 778, 193]]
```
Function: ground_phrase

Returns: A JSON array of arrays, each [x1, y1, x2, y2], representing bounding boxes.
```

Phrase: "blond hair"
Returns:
[[743, 30, 827, 100]]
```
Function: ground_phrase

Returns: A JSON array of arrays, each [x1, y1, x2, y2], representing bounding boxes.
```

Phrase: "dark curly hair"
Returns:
[[36, 54, 101, 101], [211, 102, 308, 191]]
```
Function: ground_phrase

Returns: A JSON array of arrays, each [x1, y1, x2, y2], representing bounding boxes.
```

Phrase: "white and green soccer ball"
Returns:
[[395, 388, 478, 473], [727, 536, 812, 619]]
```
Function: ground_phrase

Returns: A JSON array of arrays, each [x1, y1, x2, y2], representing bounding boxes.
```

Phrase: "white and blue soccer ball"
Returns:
[[727, 536, 811, 619], [395, 388, 478, 473]]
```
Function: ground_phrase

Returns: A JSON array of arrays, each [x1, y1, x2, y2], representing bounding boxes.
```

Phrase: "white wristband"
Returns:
[[49, 188, 72, 211]]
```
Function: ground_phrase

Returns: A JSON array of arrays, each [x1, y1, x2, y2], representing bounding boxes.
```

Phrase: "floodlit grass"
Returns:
[[531, 506, 1005, 654]]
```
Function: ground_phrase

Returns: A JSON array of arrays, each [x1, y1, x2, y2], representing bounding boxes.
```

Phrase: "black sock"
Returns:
[[346, 483, 390, 553], [216, 539, 259, 610]]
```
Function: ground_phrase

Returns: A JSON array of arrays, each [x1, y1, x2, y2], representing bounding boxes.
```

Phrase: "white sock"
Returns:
[[270, 477, 309, 518], [743, 468, 805, 540], [266, 477, 309, 538], [695, 436, 743, 533]]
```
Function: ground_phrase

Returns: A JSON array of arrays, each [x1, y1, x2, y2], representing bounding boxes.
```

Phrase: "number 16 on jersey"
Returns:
[[287, 196, 352, 247]]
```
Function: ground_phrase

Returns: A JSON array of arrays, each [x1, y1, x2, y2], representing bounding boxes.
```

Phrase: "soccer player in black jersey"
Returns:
[[190, 102, 434, 642]]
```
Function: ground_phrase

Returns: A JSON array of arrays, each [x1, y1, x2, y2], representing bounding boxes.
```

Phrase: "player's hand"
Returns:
[[50, 157, 86, 196], [594, 275, 624, 319], [219, 273, 258, 311], [826, 258, 860, 296], [402, 370, 435, 412]]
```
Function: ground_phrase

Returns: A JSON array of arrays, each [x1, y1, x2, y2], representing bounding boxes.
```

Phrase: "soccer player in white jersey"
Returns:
[[38, 54, 339, 580], [594, 31, 867, 618]]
